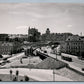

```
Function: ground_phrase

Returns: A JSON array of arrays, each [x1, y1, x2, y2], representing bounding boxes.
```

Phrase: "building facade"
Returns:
[[64, 35, 84, 58], [0, 42, 21, 55], [0, 42, 13, 55], [0, 34, 8, 41], [8, 34, 28, 41], [28, 27, 41, 42], [41, 28, 73, 42]]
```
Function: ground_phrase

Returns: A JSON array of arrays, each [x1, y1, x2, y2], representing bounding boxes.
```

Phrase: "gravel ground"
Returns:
[[36, 57, 67, 69], [3, 56, 42, 67]]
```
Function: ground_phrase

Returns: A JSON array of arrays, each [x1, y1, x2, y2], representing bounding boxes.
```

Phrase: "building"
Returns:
[[41, 28, 73, 42], [0, 34, 8, 41], [0, 42, 13, 55], [0, 42, 21, 55], [8, 34, 28, 41], [46, 28, 50, 35], [64, 35, 84, 58], [28, 27, 41, 42]]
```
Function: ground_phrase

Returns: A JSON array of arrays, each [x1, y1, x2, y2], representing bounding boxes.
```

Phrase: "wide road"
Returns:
[[0, 52, 25, 67], [8, 52, 25, 62], [44, 47, 84, 69]]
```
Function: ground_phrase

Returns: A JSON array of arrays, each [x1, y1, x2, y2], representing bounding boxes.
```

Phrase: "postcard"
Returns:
[[0, 1, 84, 82]]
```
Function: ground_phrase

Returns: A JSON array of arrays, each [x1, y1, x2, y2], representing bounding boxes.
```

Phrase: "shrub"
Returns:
[[20, 79, 23, 81], [0, 55, 3, 58], [24, 76, 29, 81], [13, 77, 17, 81], [0, 79, 2, 81], [82, 68, 84, 71]]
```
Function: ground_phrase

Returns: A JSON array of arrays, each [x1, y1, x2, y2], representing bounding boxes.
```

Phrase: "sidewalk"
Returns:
[[61, 53, 78, 59], [0, 68, 72, 81]]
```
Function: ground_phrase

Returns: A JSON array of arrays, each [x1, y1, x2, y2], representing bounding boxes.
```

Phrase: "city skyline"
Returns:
[[0, 3, 84, 35]]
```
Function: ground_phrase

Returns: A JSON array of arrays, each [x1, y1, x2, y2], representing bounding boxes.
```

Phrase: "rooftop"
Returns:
[[66, 35, 83, 41]]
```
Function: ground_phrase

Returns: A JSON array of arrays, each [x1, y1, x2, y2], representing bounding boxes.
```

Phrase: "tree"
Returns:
[[0, 55, 3, 58], [0, 79, 2, 81], [16, 70, 19, 81], [5, 37, 9, 41], [10, 70, 12, 81], [14, 37, 19, 42]]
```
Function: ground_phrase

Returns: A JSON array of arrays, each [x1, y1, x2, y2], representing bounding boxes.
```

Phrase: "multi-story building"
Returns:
[[0, 42, 13, 55], [41, 28, 73, 42], [0, 42, 21, 55], [64, 35, 84, 58], [0, 34, 8, 41], [8, 34, 28, 41], [28, 27, 41, 42]]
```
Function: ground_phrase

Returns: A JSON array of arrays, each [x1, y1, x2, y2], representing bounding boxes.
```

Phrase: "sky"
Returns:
[[0, 3, 84, 35], [0, 0, 84, 3]]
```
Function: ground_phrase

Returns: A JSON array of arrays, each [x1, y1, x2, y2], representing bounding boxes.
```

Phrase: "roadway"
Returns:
[[43, 47, 84, 73], [0, 50, 73, 81], [0, 47, 84, 81], [8, 52, 25, 62], [0, 52, 25, 67]]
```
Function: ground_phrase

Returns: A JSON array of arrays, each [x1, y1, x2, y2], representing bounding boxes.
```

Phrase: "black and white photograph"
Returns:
[[0, 2, 84, 81]]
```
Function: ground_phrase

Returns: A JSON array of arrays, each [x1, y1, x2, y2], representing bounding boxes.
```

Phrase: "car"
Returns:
[[44, 50, 47, 53], [6, 60, 11, 63], [82, 68, 84, 71], [22, 56, 28, 58]]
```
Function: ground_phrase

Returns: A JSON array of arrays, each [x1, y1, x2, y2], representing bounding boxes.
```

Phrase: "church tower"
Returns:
[[28, 26, 30, 35], [46, 28, 50, 35]]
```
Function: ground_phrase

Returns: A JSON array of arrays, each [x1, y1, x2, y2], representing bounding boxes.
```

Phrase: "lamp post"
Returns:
[[53, 69, 55, 81], [29, 46, 32, 70], [52, 47, 57, 81], [55, 47, 57, 60]]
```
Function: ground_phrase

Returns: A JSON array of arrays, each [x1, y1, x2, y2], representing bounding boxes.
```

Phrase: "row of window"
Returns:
[[67, 46, 84, 49], [0, 52, 10, 54], [0, 48, 12, 52], [67, 42, 83, 46]]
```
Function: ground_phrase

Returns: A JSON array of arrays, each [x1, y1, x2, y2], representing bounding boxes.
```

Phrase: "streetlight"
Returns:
[[56, 49, 57, 60], [52, 45, 59, 81], [54, 47, 57, 60], [52, 47, 57, 81], [53, 69, 55, 81], [29, 46, 32, 70]]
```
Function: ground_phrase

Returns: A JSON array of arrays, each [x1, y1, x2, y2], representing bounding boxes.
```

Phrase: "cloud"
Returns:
[[16, 26, 28, 29], [67, 24, 72, 28]]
